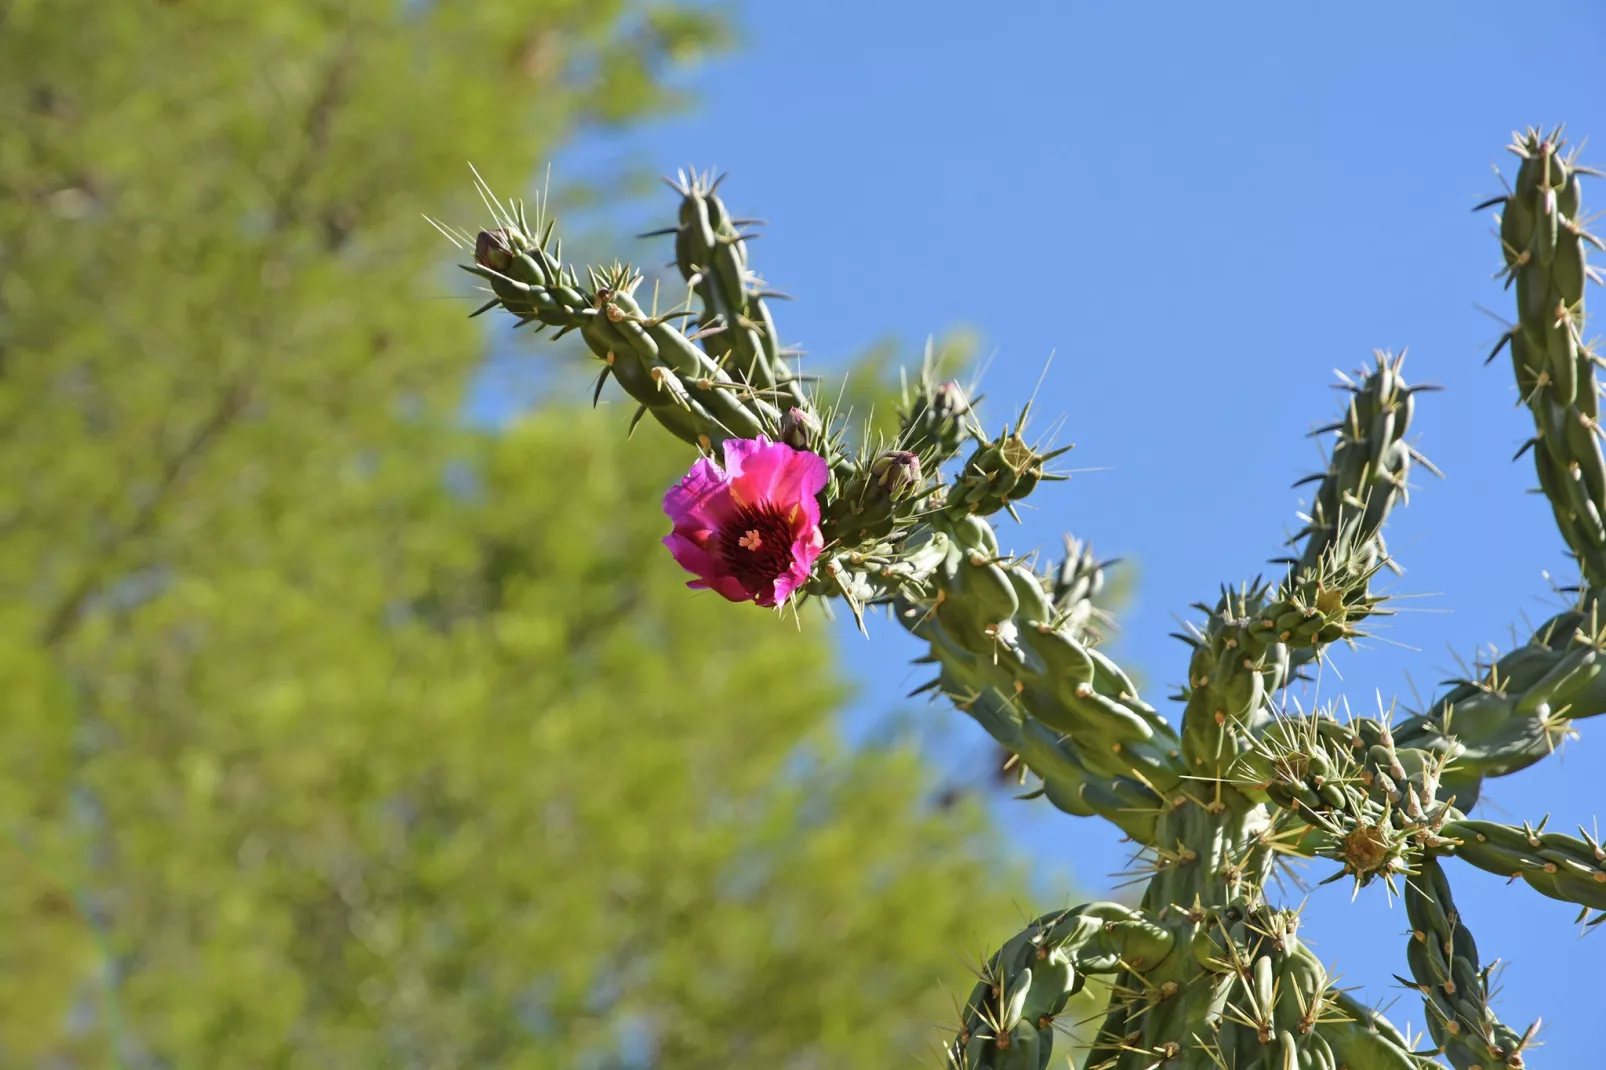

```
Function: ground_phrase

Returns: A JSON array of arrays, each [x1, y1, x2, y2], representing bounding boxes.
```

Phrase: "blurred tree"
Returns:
[[0, 2, 1045, 1067]]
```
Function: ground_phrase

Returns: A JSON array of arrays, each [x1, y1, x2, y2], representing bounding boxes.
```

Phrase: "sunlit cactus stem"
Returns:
[[647, 167, 811, 411], [445, 122, 1605, 1070]]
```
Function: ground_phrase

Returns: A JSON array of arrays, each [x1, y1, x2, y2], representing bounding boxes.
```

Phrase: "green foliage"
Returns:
[[0, 2, 1045, 1067]]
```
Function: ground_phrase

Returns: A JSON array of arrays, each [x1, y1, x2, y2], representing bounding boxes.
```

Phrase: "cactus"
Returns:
[[443, 125, 1605, 1069]]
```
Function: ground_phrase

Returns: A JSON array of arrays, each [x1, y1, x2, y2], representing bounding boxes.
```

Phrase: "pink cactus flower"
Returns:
[[662, 435, 830, 607]]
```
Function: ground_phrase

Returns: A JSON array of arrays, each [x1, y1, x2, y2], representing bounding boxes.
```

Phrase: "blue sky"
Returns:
[[505, 2, 1606, 1062]]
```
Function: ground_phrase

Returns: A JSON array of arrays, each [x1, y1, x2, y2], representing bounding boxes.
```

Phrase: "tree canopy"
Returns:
[[0, 3, 1041, 1066]]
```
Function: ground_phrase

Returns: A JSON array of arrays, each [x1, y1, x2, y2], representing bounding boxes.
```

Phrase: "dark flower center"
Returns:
[[719, 502, 796, 590]]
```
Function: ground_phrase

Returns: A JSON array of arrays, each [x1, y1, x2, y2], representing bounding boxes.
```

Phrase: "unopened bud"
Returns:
[[932, 381, 970, 418], [779, 407, 821, 450], [901, 379, 973, 462], [871, 450, 923, 500], [475, 228, 516, 273]]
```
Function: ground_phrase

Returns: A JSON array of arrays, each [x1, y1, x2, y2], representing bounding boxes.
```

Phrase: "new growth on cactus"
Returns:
[[439, 125, 1605, 1069]]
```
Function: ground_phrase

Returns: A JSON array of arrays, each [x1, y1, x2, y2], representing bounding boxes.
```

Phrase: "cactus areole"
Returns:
[[450, 126, 1605, 1070]]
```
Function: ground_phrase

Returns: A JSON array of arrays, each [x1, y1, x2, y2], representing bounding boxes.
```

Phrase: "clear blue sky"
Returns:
[[507, 3, 1606, 1062]]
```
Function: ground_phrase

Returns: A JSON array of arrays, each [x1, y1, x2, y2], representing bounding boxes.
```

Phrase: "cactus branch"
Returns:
[[1393, 604, 1606, 808], [1392, 127, 1604, 807], [443, 126, 1604, 1068], [1179, 354, 1422, 780], [1487, 127, 1606, 584], [945, 903, 1175, 1069], [657, 166, 810, 410], [1402, 856, 1536, 1070], [894, 510, 1186, 803], [1440, 817, 1606, 920]]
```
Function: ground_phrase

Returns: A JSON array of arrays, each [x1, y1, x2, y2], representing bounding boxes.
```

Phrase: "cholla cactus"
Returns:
[[442, 126, 1605, 1070]]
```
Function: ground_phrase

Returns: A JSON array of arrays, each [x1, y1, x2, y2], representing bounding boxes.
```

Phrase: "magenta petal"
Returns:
[[786, 461, 827, 530], [766, 528, 824, 606], [723, 437, 829, 516], [689, 572, 757, 604], [717, 435, 774, 482], [662, 531, 724, 580], [663, 455, 738, 530]]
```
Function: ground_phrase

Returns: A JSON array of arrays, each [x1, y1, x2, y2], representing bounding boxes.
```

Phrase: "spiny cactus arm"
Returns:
[[649, 167, 811, 411], [1283, 352, 1431, 651], [895, 511, 1187, 807], [927, 676, 1163, 843], [1438, 817, 1606, 919], [460, 194, 788, 454], [896, 519, 1172, 841], [1392, 610, 1606, 808], [1393, 128, 1605, 802], [1486, 127, 1606, 585], [1178, 355, 1423, 780], [1110, 881, 1435, 1070], [1330, 991, 1450, 1070], [944, 903, 1175, 1070], [1400, 855, 1536, 1070]]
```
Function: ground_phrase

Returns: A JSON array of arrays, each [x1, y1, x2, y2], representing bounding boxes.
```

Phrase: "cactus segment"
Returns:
[[1441, 818, 1606, 916], [902, 371, 978, 468], [894, 510, 1186, 798], [1487, 127, 1605, 582], [1392, 607, 1606, 808], [946, 904, 1176, 1070], [658, 167, 809, 410], [1286, 351, 1426, 610], [1402, 856, 1534, 1069], [466, 216, 786, 453], [1180, 355, 1420, 778], [941, 415, 1071, 521], [1392, 127, 1603, 804]]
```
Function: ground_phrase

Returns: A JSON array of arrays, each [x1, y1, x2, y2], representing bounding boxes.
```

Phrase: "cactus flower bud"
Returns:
[[871, 450, 923, 500], [932, 381, 969, 418], [778, 407, 821, 450], [474, 228, 516, 273], [901, 380, 973, 462], [662, 436, 829, 607]]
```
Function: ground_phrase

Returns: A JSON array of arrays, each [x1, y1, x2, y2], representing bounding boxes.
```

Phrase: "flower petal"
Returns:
[[723, 437, 829, 515], [768, 527, 825, 606], [663, 455, 738, 531], [717, 435, 772, 482], [690, 572, 759, 604], [662, 531, 723, 581]]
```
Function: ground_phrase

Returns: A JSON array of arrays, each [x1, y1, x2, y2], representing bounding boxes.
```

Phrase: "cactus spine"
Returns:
[[446, 125, 1604, 1069]]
